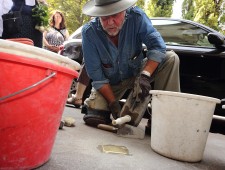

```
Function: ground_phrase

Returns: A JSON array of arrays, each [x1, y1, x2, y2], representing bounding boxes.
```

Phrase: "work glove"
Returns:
[[133, 73, 152, 102], [109, 101, 121, 119], [119, 72, 152, 126]]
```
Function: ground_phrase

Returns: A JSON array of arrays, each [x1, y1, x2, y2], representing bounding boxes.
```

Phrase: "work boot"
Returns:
[[83, 107, 111, 127], [81, 104, 87, 114]]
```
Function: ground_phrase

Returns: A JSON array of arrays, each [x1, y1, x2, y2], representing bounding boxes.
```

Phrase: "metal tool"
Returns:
[[116, 124, 145, 139], [97, 115, 145, 139]]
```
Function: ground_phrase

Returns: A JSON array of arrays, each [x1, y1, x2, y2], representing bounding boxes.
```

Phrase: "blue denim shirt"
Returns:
[[82, 7, 166, 90]]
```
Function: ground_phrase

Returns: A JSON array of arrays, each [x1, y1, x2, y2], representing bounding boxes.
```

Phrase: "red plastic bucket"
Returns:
[[0, 40, 79, 169]]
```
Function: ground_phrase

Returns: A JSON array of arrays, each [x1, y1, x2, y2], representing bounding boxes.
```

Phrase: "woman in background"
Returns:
[[43, 10, 69, 53], [2, 0, 44, 47]]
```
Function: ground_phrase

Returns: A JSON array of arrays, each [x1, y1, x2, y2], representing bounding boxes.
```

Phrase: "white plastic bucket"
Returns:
[[150, 90, 221, 162]]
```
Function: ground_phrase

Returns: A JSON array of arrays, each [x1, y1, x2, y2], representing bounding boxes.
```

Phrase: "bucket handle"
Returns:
[[0, 72, 56, 102]]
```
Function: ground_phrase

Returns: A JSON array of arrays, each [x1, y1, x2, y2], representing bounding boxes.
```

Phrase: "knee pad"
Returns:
[[83, 107, 111, 127]]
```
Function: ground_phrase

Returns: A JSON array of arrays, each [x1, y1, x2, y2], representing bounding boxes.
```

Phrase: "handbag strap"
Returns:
[[9, 0, 24, 13], [54, 28, 65, 40]]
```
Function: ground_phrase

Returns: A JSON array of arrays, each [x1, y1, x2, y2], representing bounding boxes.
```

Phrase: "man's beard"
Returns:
[[101, 20, 125, 37]]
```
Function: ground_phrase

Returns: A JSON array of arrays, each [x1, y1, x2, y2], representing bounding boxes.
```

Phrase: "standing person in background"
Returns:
[[67, 17, 95, 107], [43, 10, 69, 53], [2, 0, 44, 47], [67, 65, 90, 107], [0, 0, 13, 38]]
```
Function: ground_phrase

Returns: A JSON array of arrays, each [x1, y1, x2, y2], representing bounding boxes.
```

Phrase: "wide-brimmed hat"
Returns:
[[82, 0, 138, 17]]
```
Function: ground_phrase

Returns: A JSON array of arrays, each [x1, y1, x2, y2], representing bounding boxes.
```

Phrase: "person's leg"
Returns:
[[83, 78, 134, 127], [77, 65, 90, 85], [67, 82, 87, 106], [67, 65, 90, 107], [153, 50, 180, 92], [146, 50, 180, 134]]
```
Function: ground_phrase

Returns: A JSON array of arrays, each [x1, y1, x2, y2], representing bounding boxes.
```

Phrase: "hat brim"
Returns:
[[82, 0, 138, 17]]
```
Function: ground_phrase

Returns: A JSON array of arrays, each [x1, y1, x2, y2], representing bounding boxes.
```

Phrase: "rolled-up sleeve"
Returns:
[[137, 10, 166, 63], [144, 31, 166, 63]]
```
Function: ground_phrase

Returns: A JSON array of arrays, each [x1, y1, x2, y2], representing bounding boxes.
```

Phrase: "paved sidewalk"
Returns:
[[37, 106, 225, 170]]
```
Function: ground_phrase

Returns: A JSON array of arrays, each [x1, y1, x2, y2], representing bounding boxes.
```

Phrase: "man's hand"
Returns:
[[48, 45, 59, 53], [139, 73, 152, 99], [109, 101, 121, 119], [133, 73, 152, 102]]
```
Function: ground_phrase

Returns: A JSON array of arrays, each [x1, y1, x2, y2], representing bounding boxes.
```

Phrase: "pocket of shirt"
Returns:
[[128, 53, 144, 69], [102, 63, 114, 78], [102, 63, 112, 68]]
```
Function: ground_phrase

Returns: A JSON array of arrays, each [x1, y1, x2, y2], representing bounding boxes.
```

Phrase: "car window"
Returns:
[[152, 20, 213, 47], [73, 32, 82, 39], [69, 26, 83, 40]]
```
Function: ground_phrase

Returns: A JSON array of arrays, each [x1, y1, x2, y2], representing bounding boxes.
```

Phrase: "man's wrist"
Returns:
[[141, 70, 151, 77]]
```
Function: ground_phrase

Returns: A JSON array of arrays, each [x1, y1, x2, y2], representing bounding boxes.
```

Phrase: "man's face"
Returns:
[[100, 11, 126, 37]]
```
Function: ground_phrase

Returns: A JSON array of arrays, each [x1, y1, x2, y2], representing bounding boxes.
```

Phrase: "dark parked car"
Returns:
[[60, 18, 225, 118]]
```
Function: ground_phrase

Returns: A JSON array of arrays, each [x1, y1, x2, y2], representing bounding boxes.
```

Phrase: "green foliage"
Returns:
[[146, 0, 175, 17], [32, 4, 49, 27], [47, 0, 89, 34], [45, 0, 225, 35], [218, 1, 225, 34], [182, 0, 224, 34], [182, 0, 194, 20], [136, 0, 145, 9]]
